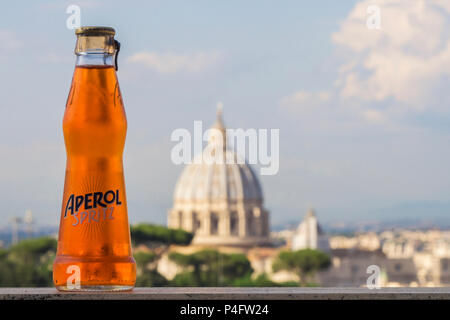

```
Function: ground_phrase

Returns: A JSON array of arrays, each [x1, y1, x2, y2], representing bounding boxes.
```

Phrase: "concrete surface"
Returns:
[[0, 287, 450, 300]]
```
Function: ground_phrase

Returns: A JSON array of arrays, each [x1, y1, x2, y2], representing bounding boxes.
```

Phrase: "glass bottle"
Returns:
[[53, 26, 136, 291]]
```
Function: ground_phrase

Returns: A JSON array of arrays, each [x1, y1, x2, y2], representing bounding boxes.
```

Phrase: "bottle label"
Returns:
[[63, 189, 122, 227]]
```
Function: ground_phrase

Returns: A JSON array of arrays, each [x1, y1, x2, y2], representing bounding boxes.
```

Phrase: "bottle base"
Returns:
[[53, 255, 136, 291], [55, 285, 134, 292]]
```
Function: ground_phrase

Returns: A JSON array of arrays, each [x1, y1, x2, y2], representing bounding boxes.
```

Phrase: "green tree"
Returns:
[[0, 237, 57, 287], [232, 273, 298, 287], [134, 251, 168, 287], [169, 249, 253, 286], [130, 224, 193, 247], [136, 270, 168, 287], [134, 251, 158, 271], [272, 249, 331, 286], [130, 224, 193, 287]]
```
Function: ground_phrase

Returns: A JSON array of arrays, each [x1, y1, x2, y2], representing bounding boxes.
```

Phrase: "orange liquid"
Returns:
[[53, 65, 136, 291]]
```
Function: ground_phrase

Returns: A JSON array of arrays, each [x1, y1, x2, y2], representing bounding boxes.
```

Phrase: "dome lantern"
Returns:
[[208, 102, 227, 151]]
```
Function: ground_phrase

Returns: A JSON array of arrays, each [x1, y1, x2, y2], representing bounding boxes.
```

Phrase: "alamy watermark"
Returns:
[[366, 5, 381, 30], [66, 4, 81, 30], [66, 265, 81, 290], [170, 115, 280, 175], [366, 264, 381, 289]]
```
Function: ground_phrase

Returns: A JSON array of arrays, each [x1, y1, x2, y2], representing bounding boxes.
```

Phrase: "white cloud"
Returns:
[[281, 90, 331, 106], [127, 51, 223, 74], [363, 109, 387, 123], [279, 88, 392, 128], [281, 0, 450, 126], [280, 90, 332, 115], [38, 52, 72, 64], [0, 29, 22, 57], [38, 1, 103, 10], [332, 0, 450, 109]]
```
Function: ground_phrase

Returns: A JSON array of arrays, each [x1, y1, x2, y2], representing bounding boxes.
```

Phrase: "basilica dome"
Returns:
[[173, 146, 263, 203], [168, 106, 271, 247]]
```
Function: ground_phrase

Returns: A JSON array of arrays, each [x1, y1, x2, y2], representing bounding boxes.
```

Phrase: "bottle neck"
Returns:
[[76, 52, 114, 67], [74, 33, 119, 69]]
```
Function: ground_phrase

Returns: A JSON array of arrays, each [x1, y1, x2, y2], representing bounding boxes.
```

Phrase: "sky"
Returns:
[[1, 0, 450, 228]]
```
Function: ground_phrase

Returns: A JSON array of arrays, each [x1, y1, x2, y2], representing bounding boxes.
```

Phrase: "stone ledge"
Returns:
[[1, 287, 450, 300]]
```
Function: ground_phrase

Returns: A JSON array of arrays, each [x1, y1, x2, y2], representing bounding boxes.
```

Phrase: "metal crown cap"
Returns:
[[75, 26, 115, 36]]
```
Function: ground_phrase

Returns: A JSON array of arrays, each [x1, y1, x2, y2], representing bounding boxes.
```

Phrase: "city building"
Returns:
[[163, 108, 450, 287], [291, 208, 329, 252]]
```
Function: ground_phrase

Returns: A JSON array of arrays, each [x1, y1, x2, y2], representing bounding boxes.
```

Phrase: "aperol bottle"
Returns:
[[53, 27, 136, 291]]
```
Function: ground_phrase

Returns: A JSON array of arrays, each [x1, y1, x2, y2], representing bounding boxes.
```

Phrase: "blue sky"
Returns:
[[1, 0, 450, 228]]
